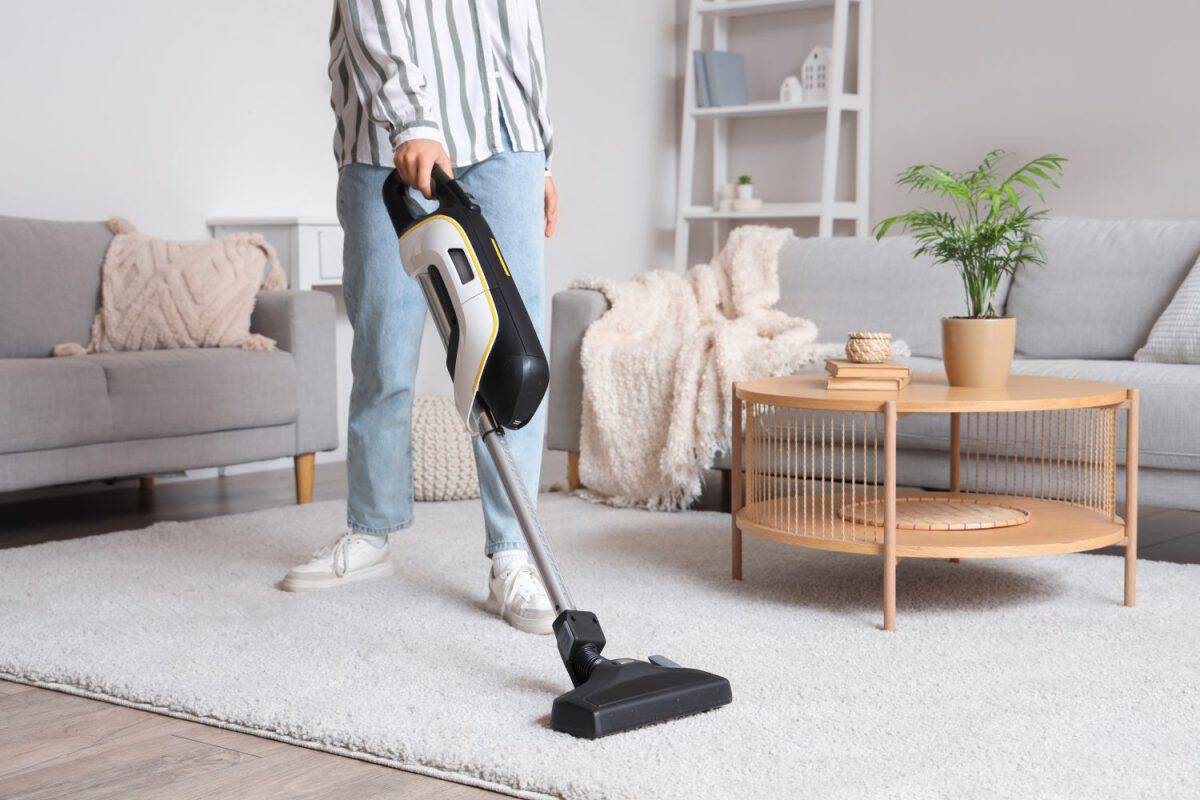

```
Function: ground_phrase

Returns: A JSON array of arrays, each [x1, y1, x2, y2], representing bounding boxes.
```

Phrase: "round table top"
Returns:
[[734, 371, 1130, 413]]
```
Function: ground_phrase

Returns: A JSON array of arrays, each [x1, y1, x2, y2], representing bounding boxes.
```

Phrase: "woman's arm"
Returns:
[[336, 0, 443, 152]]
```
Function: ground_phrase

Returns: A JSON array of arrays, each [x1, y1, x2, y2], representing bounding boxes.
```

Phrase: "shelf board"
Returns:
[[691, 100, 828, 118], [697, 0, 839, 18], [737, 491, 1127, 559], [683, 202, 861, 220]]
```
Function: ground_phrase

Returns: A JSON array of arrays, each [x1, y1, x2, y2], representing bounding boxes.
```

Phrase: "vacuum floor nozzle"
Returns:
[[551, 658, 732, 739]]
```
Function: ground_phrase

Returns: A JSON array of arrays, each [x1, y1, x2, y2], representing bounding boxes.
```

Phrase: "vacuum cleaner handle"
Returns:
[[430, 164, 479, 212], [381, 164, 478, 238]]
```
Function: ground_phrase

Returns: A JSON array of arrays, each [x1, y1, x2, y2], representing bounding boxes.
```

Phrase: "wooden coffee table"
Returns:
[[730, 372, 1139, 631]]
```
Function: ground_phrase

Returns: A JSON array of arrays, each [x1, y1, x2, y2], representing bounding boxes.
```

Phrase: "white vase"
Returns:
[[715, 183, 735, 210], [736, 184, 754, 201]]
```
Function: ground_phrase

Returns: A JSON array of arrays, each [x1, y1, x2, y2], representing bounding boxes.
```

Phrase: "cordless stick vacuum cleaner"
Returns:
[[382, 165, 732, 739]]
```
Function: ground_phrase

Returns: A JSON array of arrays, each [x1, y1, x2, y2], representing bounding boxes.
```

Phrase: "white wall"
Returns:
[[0, 1, 336, 238], [870, 0, 1200, 223], [0, 0, 679, 476]]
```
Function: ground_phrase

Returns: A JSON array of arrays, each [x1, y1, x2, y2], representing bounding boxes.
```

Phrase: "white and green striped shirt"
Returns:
[[329, 0, 553, 171]]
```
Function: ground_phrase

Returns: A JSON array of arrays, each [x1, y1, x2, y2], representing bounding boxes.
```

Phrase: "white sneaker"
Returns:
[[281, 532, 394, 592], [486, 563, 556, 634]]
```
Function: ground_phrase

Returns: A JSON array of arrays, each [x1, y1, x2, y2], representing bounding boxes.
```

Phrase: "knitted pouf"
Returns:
[[411, 396, 480, 501]]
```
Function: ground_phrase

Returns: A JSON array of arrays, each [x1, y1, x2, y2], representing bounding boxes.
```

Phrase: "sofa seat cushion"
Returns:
[[87, 349, 299, 442], [1006, 218, 1200, 359], [891, 357, 1200, 471], [0, 359, 114, 454]]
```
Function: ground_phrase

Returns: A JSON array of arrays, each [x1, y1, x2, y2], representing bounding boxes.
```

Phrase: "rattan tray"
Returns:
[[838, 496, 1032, 531]]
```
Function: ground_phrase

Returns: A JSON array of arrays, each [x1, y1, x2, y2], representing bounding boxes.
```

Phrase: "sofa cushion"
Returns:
[[1005, 218, 1200, 359], [0, 359, 114, 454], [0, 217, 112, 358], [1135, 253, 1200, 364], [778, 235, 1008, 358], [87, 349, 299, 441], [891, 356, 1200, 471]]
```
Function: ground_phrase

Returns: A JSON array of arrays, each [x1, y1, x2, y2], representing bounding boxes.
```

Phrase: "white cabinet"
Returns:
[[207, 217, 343, 290]]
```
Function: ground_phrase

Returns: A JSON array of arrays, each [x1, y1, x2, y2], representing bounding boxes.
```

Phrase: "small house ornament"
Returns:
[[802, 46, 833, 102], [779, 75, 803, 103]]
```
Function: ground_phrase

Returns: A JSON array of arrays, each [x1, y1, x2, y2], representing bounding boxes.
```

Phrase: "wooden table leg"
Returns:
[[883, 400, 898, 631], [949, 412, 961, 493], [731, 386, 744, 581], [1124, 391, 1139, 607], [947, 413, 961, 565]]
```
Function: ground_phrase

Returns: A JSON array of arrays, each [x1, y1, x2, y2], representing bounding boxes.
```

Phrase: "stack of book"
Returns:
[[825, 359, 911, 391]]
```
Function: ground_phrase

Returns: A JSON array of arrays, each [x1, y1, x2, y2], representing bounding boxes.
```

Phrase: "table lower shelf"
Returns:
[[735, 491, 1126, 559]]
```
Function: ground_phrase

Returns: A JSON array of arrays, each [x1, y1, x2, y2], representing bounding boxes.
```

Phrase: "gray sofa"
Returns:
[[0, 216, 338, 500], [547, 217, 1200, 511]]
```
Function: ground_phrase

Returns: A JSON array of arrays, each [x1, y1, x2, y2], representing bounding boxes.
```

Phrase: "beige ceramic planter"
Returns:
[[941, 317, 1016, 388]]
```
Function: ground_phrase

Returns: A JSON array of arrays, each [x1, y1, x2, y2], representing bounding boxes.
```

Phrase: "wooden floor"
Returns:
[[3, 458, 1200, 799], [0, 680, 496, 799]]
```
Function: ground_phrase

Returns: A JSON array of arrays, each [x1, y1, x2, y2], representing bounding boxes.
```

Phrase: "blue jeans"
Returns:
[[337, 134, 546, 555]]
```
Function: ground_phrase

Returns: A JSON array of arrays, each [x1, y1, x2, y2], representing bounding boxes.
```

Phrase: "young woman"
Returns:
[[283, 0, 560, 635]]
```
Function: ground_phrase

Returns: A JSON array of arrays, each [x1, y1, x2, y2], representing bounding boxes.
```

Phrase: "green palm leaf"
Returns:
[[874, 150, 1066, 318]]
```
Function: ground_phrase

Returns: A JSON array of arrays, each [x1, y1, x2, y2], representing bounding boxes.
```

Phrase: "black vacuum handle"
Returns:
[[381, 163, 479, 239], [430, 164, 479, 212]]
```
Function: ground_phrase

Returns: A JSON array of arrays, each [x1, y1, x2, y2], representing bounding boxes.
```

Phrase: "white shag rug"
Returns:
[[1, 495, 1197, 800]]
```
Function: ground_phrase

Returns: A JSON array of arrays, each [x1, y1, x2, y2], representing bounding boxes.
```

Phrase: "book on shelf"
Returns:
[[693, 50, 712, 107], [825, 359, 911, 379], [694, 50, 748, 107], [825, 375, 911, 391]]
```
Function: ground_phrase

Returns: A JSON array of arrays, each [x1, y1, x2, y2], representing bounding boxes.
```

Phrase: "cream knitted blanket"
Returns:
[[55, 218, 286, 356], [573, 226, 844, 510]]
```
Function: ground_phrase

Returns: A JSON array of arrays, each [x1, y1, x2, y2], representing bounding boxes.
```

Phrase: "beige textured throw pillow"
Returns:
[[1135, 252, 1200, 364], [55, 218, 287, 356]]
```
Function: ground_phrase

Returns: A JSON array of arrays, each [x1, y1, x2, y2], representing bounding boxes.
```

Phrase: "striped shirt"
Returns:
[[328, 0, 553, 171]]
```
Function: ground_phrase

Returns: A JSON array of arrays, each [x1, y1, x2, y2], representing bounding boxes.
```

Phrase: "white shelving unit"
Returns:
[[674, 0, 873, 270]]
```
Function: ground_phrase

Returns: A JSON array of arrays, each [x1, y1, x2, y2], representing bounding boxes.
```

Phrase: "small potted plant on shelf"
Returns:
[[874, 149, 1066, 387], [736, 174, 754, 200], [733, 174, 762, 212]]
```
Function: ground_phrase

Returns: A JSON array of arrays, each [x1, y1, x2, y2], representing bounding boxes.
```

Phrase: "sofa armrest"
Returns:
[[547, 288, 610, 452], [252, 290, 338, 454]]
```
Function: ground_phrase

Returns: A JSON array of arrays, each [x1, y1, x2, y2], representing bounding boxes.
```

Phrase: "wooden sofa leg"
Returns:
[[294, 453, 315, 504], [139, 476, 155, 492], [567, 451, 581, 491]]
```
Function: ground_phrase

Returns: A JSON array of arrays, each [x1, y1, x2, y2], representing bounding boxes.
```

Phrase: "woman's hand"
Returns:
[[544, 176, 558, 238], [394, 139, 452, 199]]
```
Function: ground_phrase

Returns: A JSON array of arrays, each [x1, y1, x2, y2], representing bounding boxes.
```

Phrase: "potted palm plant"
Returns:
[[874, 150, 1066, 387]]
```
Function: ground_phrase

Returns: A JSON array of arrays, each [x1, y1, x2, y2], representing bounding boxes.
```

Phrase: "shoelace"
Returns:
[[498, 563, 545, 617], [314, 533, 374, 578]]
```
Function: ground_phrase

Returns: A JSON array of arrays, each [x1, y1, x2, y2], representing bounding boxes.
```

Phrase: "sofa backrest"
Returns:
[[1004, 217, 1200, 359], [0, 216, 112, 358], [777, 234, 1006, 358]]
